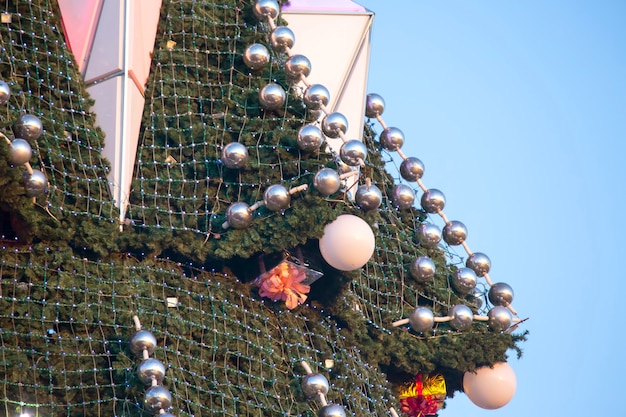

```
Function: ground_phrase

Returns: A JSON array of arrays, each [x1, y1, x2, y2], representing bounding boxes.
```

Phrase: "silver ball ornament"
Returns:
[[259, 83, 286, 110], [321, 112, 348, 138], [339, 140, 367, 166], [365, 93, 385, 118], [144, 385, 172, 412], [416, 223, 442, 247], [243, 43, 270, 70], [466, 252, 491, 277], [270, 26, 295, 52], [442, 221, 467, 246], [14, 114, 43, 141], [301, 373, 329, 397], [420, 189, 446, 213], [264, 184, 290, 212], [137, 358, 166, 385], [391, 184, 415, 210], [318, 404, 346, 417], [356, 183, 382, 211], [129, 329, 157, 356], [24, 169, 48, 197], [488, 282, 514, 306], [409, 307, 434, 333], [488, 306, 513, 332], [285, 54, 312, 81], [226, 202, 253, 229], [410, 256, 436, 282], [221, 142, 248, 169], [297, 124, 325, 152], [303, 84, 330, 111], [313, 168, 341, 196], [379, 127, 404, 151], [469, 287, 484, 309], [449, 304, 474, 331], [253, 0, 280, 20], [400, 156, 425, 182], [451, 267, 477, 294], [0, 80, 10, 106], [8, 138, 32, 165]]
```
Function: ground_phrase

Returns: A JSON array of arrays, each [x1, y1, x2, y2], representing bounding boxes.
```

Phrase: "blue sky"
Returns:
[[357, 1, 626, 416]]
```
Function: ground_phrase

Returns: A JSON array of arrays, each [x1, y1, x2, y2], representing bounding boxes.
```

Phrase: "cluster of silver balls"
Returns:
[[129, 316, 176, 417], [0, 80, 49, 198], [300, 361, 350, 417]]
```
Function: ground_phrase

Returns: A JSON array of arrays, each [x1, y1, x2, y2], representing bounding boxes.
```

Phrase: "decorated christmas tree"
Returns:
[[0, 1, 526, 416]]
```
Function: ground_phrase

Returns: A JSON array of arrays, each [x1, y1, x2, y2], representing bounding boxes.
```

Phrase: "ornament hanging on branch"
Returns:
[[398, 374, 446, 417]]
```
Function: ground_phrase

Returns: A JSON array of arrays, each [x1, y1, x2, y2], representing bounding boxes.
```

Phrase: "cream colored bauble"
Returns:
[[319, 214, 375, 271], [463, 362, 517, 409]]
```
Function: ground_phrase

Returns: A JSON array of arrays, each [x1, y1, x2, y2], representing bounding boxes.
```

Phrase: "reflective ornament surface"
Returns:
[[301, 373, 330, 397], [243, 43, 270, 70], [420, 188, 446, 213], [355, 183, 382, 211], [24, 169, 48, 197], [313, 168, 341, 196], [318, 404, 347, 417], [297, 124, 324, 152], [129, 330, 157, 356], [303, 84, 330, 110], [14, 114, 43, 141], [451, 267, 477, 294], [319, 214, 375, 271], [391, 184, 415, 210], [416, 223, 442, 247], [469, 287, 484, 309], [449, 304, 474, 331], [253, 0, 280, 19], [259, 83, 286, 110], [487, 306, 513, 332], [144, 385, 172, 412], [285, 54, 312, 80], [400, 156, 425, 182], [488, 282, 514, 306], [365, 93, 385, 118], [8, 138, 32, 165], [270, 26, 295, 52], [221, 142, 248, 169], [137, 358, 166, 385], [339, 140, 367, 166], [463, 362, 517, 409], [264, 184, 290, 212], [321, 112, 348, 138], [379, 127, 404, 151], [442, 221, 467, 246], [409, 306, 434, 333], [0, 79, 10, 105], [226, 202, 253, 229], [466, 252, 491, 277], [410, 256, 436, 282]]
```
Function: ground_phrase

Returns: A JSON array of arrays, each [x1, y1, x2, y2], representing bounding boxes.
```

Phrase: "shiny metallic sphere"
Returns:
[[297, 124, 325, 152], [365, 93, 385, 118], [416, 223, 442, 247], [253, 0, 280, 20], [8, 138, 32, 165], [321, 112, 348, 138], [144, 385, 172, 413], [469, 287, 484, 309], [451, 267, 477, 294], [488, 282, 514, 307], [379, 127, 404, 151], [466, 252, 491, 277], [488, 306, 513, 332], [0, 80, 10, 106], [221, 142, 248, 169], [301, 373, 330, 397], [270, 26, 295, 52], [356, 183, 382, 211], [339, 139, 367, 166], [264, 184, 290, 212], [303, 84, 330, 110], [442, 220, 467, 246], [400, 156, 425, 182], [410, 256, 436, 282], [259, 83, 286, 110], [409, 306, 434, 333], [129, 329, 157, 356], [14, 114, 43, 142], [420, 188, 446, 213], [449, 304, 474, 331], [24, 169, 48, 197], [285, 54, 312, 80], [318, 404, 346, 417], [313, 168, 341, 196], [137, 358, 166, 385], [226, 202, 253, 229], [243, 43, 270, 70], [391, 184, 415, 210]]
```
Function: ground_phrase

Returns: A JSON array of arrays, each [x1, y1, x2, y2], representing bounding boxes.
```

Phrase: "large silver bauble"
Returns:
[[469, 287, 484, 309], [410, 256, 436, 282], [488, 282, 514, 307], [285, 54, 312, 80], [243, 43, 270, 70], [466, 252, 491, 277], [129, 330, 157, 356], [416, 223, 442, 247], [226, 202, 253, 229], [442, 221, 467, 246], [318, 404, 346, 417], [0, 80, 10, 106], [297, 124, 324, 152], [379, 127, 404, 151], [321, 112, 348, 138], [14, 114, 43, 141], [400, 157, 425, 182], [365, 93, 385, 118], [253, 0, 280, 20], [451, 267, 477, 294], [144, 385, 172, 413], [259, 83, 286, 110], [449, 304, 474, 331], [24, 169, 48, 197], [264, 184, 290, 212], [8, 138, 32, 165], [137, 358, 166, 385], [313, 168, 341, 196], [270, 26, 295, 52], [221, 142, 248, 169], [487, 306, 513, 332], [420, 189, 446, 213], [391, 184, 415, 210], [303, 84, 330, 110], [355, 184, 382, 211], [339, 140, 367, 166], [409, 306, 434, 333], [301, 373, 329, 397]]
